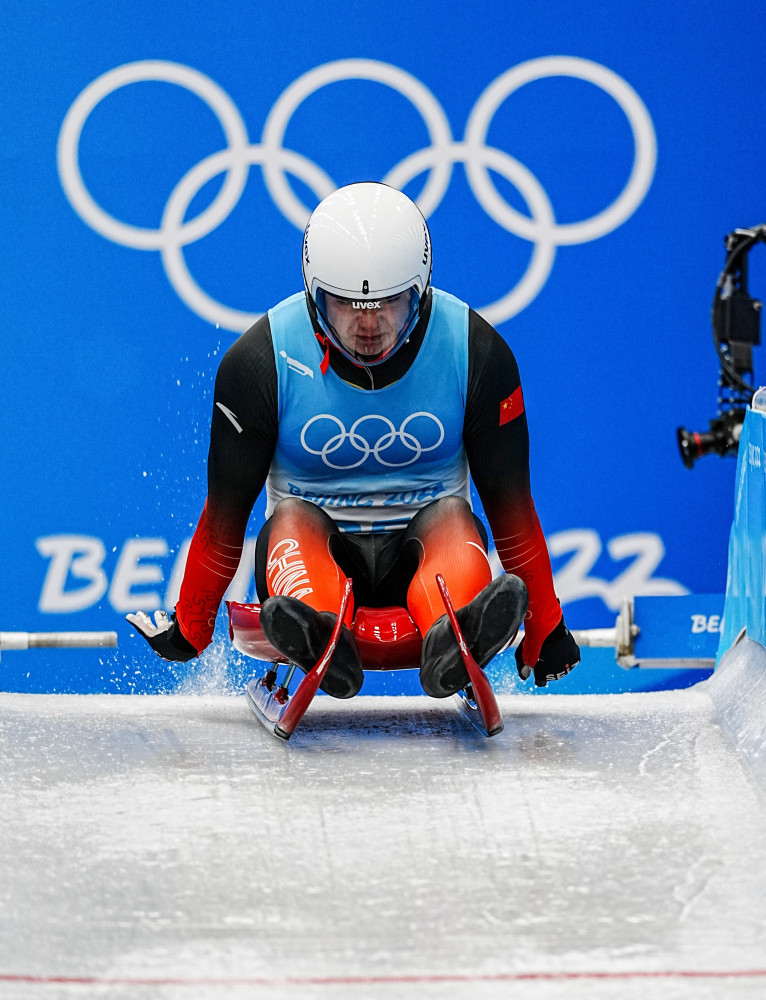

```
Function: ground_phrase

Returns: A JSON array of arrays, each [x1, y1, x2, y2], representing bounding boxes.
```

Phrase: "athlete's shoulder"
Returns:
[[221, 310, 269, 357], [428, 288, 470, 353], [431, 286, 469, 311], [214, 313, 277, 402], [468, 309, 519, 367], [268, 290, 311, 325]]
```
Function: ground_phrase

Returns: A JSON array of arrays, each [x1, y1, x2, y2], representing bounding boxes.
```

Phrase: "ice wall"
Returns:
[[704, 636, 766, 792]]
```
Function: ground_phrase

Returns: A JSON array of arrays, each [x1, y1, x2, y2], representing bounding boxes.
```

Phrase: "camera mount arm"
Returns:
[[712, 225, 766, 398]]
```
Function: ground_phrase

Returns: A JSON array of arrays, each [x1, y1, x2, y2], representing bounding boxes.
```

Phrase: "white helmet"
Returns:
[[303, 182, 432, 366]]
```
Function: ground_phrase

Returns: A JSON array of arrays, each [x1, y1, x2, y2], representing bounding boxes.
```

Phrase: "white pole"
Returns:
[[0, 632, 118, 651], [570, 627, 618, 648]]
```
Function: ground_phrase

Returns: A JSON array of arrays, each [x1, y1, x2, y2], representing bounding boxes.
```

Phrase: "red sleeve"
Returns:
[[464, 311, 562, 665], [486, 496, 562, 665], [175, 318, 278, 652], [175, 501, 247, 652]]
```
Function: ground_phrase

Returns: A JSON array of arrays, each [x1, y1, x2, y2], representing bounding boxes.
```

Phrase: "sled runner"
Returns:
[[227, 575, 504, 741]]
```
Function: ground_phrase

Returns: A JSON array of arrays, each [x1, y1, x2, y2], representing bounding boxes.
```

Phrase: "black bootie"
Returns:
[[419, 575, 528, 698], [260, 595, 364, 699]]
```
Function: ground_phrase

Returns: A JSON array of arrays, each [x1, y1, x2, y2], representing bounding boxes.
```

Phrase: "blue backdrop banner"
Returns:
[[2, 1, 765, 692]]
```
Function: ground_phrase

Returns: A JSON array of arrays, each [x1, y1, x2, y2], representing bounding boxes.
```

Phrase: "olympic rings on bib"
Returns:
[[300, 412, 446, 469], [57, 57, 656, 332]]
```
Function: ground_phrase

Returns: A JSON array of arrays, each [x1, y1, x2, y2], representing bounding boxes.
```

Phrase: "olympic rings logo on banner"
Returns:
[[57, 57, 656, 333], [300, 412, 445, 469]]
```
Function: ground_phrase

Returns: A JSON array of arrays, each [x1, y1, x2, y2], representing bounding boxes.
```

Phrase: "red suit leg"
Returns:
[[404, 497, 493, 636], [263, 498, 354, 627]]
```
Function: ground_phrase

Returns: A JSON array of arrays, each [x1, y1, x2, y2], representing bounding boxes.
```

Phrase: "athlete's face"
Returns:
[[324, 292, 412, 361]]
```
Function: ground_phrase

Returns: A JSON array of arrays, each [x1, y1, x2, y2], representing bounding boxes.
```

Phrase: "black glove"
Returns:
[[126, 609, 198, 662], [516, 617, 580, 688]]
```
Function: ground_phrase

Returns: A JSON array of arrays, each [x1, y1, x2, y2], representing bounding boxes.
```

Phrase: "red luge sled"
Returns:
[[227, 575, 504, 741]]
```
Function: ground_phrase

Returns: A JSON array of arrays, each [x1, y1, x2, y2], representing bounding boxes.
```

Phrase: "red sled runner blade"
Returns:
[[435, 574, 504, 738], [245, 579, 354, 741]]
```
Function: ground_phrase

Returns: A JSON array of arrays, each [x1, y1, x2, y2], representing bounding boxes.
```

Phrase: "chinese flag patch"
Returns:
[[499, 386, 524, 426]]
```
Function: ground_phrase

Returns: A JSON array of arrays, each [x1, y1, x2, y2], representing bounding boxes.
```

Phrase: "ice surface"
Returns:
[[1, 672, 766, 999]]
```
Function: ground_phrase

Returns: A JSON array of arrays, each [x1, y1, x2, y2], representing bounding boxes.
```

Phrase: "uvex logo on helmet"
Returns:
[[352, 300, 381, 309]]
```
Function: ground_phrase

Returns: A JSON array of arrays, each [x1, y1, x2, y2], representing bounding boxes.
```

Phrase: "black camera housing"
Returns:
[[678, 226, 765, 469]]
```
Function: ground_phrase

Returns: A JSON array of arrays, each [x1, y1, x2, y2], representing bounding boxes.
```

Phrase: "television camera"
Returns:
[[677, 225, 766, 468]]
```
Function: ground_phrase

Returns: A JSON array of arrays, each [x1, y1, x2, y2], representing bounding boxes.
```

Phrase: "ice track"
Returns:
[[1, 647, 766, 999]]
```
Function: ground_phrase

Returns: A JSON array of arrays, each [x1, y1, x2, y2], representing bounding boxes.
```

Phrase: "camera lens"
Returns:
[[677, 426, 715, 469]]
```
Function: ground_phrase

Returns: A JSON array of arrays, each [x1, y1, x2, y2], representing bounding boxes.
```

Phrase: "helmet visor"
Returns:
[[315, 286, 421, 366]]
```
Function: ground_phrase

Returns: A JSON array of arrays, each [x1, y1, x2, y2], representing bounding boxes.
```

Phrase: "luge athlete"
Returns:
[[129, 182, 580, 697]]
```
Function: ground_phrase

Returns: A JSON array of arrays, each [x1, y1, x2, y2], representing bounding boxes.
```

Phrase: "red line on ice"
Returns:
[[1, 969, 766, 988]]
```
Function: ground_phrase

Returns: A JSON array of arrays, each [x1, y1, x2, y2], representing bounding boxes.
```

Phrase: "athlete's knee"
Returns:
[[272, 497, 336, 530], [427, 496, 471, 516], [272, 496, 313, 519], [405, 496, 473, 540], [413, 496, 469, 522]]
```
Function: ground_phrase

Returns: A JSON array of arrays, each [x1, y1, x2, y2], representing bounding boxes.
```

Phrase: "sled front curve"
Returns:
[[228, 574, 504, 740], [435, 574, 504, 737], [240, 579, 354, 741]]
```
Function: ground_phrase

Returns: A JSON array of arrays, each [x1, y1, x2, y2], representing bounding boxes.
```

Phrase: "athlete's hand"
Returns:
[[126, 610, 198, 662], [516, 617, 580, 687]]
